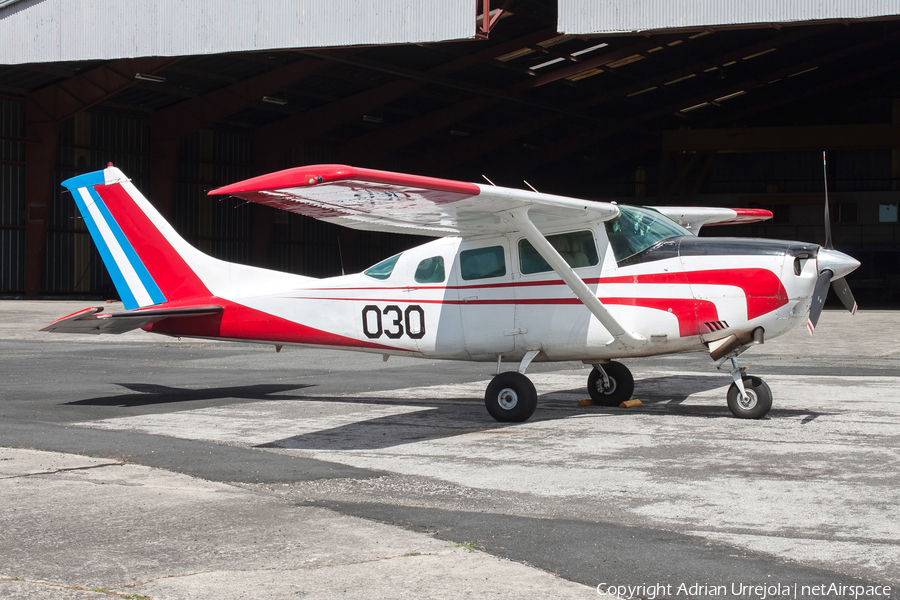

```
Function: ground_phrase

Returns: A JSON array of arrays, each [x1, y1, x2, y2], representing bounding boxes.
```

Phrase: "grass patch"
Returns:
[[455, 541, 482, 550]]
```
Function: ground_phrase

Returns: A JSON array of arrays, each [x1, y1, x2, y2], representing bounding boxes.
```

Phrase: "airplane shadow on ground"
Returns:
[[571, 374, 832, 422], [63, 383, 315, 407], [254, 374, 832, 452], [256, 399, 517, 452]]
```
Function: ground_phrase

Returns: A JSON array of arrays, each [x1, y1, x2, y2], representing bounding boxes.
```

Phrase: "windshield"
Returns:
[[364, 253, 401, 280], [604, 205, 690, 263]]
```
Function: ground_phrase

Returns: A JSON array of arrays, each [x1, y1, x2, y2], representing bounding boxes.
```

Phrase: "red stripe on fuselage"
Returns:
[[599, 269, 788, 320], [291, 295, 718, 338], [301, 268, 787, 323], [144, 296, 403, 351]]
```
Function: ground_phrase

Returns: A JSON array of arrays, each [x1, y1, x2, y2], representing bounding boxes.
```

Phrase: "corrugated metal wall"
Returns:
[[178, 129, 253, 264], [0, 0, 473, 65], [706, 150, 895, 195], [559, 0, 900, 34], [45, 112, 151, 295], [0, 98, 24, 293]]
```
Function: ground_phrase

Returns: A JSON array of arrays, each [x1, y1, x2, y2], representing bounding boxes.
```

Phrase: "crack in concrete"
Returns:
[[0, 575, 154, 598], [0, 461, 123, 480]]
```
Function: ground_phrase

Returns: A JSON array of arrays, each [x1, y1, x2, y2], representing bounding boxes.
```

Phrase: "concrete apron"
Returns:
[[0, 447, 594, 600]]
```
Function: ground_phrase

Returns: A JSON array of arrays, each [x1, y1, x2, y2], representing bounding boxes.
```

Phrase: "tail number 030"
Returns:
[[362, 305, 426, 340]]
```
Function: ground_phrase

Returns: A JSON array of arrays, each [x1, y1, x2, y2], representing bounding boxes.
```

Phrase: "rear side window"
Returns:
[[519, 230, 599, 274], [414, 256, 445, 283], [460, 246, 506, 280], [364, 253, 401, 280]]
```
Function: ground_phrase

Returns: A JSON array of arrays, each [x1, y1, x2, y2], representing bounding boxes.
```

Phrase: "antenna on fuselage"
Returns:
[[523, 180, 539, 193], [823, 151, 833, 250], [337, 235, 346, 276], [481, 174, 497, 186]]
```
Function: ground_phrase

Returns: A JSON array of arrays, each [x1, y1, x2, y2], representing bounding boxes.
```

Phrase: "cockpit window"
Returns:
[[364, 253, 401, 280], [604, 205, 690, 263]]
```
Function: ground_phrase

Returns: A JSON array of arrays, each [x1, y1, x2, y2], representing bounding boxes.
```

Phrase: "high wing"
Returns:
[[209, 164, 620, 236], [42, 306, 223, 334], [651, 206, 773, 234], [212, 164, 649, 348]]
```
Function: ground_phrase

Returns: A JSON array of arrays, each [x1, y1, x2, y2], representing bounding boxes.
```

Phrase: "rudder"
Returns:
[[62, 166, 213, 309]]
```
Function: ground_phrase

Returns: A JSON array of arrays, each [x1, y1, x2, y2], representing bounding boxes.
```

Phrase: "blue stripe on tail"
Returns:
[[62, 170, 166, 309]]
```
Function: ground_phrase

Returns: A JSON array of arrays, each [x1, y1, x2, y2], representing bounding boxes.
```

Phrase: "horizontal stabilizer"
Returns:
[[41, 305, 223, 335], [652, 207, 772, 234]]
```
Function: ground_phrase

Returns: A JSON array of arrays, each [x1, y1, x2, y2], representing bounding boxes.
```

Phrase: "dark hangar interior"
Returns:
[[1, 0, 899, 305]]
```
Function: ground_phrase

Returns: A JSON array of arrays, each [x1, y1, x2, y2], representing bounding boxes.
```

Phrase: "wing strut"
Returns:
[[507, 210, 646, 349]]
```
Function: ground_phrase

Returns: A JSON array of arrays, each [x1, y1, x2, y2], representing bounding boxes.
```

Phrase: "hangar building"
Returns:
[[1, 0, 899, 305]]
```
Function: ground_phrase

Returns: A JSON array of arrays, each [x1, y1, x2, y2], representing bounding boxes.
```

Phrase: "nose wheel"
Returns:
[[726, 376, 772, 419], [723, 357, 772, 419]]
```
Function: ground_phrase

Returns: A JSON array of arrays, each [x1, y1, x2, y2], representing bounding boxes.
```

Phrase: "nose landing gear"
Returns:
[[723, 356, 772, 419]]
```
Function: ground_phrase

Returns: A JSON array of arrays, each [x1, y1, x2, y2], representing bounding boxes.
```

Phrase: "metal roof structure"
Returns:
[[0, 0, 474, 64], [560, 0, 900, 34]]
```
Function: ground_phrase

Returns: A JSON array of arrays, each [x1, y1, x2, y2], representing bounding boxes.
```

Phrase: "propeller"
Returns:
[[807, 152, 860, 334]]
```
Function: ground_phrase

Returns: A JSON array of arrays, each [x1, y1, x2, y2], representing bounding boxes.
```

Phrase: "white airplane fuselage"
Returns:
[[149, 225, 818, 364]]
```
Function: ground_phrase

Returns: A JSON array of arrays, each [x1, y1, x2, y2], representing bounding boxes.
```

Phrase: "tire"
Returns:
[[727, 376, 773, 419], [587, 362, 635, 407], [485, 372, 538, 422]]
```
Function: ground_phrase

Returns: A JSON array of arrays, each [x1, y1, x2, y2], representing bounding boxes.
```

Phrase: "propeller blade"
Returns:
[[823, 151, 833, 250], [807, 269, 833, 335], [831, 276, 858, 315]]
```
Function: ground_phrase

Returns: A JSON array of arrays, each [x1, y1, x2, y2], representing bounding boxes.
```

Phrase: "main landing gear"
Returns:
[[587, 361, 634, 407], [485, 350, 540, 422], [484, 353, 637, 423]]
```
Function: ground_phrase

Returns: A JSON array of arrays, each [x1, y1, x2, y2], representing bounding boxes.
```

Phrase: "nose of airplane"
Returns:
[[817, 247, 860, 280]]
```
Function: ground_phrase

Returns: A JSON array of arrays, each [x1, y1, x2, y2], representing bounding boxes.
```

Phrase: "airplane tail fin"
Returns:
[[62, 165, 310, 310], [62, 166, 216, 309]]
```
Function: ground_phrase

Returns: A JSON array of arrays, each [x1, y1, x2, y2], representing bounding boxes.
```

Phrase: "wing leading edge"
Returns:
[[209, 164, 620, 237]]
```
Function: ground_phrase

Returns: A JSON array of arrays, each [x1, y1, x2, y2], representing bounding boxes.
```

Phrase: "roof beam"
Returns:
[[255, 28, 598, 154], [513, 28, 900, 170], [413, 28, 836, 172], [150, 58, 327, 140], [28, 56, 179, 123]]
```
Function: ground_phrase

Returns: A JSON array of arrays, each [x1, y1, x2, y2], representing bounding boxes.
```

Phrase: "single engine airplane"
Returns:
[[43, 163, 860, 422]]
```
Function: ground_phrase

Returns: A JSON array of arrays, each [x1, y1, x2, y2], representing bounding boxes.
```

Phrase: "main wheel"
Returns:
[[485, 372, 538, 422], [726, 376, 773, 419], [587, 362, 635, 407]]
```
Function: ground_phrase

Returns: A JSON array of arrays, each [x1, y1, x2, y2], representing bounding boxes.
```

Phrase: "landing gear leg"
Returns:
[[723, 356, 772, 419], [484, 351, 540, 423]]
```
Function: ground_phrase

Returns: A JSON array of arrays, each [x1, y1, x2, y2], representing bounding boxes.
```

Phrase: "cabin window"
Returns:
[[518, 230, 599, 274], [364, 253, 401, 280], [460, 246, 506, 280], [604, 205, 689, 263], [414, 256, 445, 283]]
